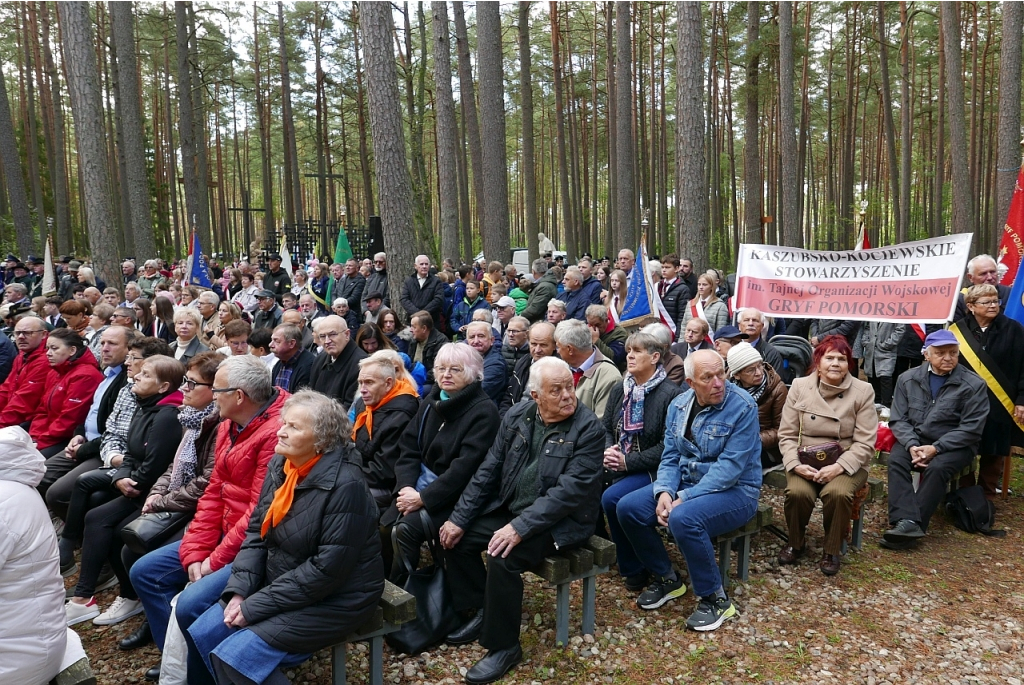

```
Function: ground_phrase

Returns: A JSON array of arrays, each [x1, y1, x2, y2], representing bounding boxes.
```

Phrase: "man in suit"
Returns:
[[400, 255, 445, 328]]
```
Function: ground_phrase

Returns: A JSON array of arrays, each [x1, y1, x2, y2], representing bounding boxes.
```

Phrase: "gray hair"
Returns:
[[5, 283, 26, 296], [683, 349, 725, 380], [510, 315, 530, 330], [281, 389, 350, 454], [125, 282, 142, 294], [626, 331, 664, 358], [547, 299, 567, 313], [273, 324, 303, 344], [527, 356, 573, 393], [173, 307, 203, 328], [648, 260, 662, 278], [218, 354, 274, 404], [198, 291, 220, 306], [144, 259, 159, 269], [374, 251, 386, 262], [532, 258, 549, 276], [967, 254, 997, 276], [434, 342, 484, 384], [564, 266, 583, 286], [471, 308, 494, 323], [640, 323, 673, 348], [553, 319, 592, 351], [359, 349, 416, 385], [333, 297, 349, 308], [585, 304, 609, 326]]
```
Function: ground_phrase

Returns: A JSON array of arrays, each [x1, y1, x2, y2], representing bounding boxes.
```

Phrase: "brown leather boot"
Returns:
[[819, 553, 841, 576], [777, 545, 804, 565]]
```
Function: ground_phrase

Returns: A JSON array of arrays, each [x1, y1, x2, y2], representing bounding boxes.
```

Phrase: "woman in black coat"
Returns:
[[185, 390, 384, 685], [600, 332, 681, 591], [383, 343, 500, 583], [952, 284, 1024, 499]]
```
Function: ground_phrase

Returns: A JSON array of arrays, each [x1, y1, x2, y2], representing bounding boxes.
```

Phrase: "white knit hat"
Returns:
[[727, 342, 762, 376]]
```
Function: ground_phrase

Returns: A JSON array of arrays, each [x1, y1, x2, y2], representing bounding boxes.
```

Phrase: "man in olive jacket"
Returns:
[[440, 356, 603, 684], [520, 259, 559, 323]]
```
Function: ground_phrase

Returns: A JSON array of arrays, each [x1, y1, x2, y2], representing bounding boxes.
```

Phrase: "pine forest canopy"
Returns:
[[0, 1, 1021, 296]]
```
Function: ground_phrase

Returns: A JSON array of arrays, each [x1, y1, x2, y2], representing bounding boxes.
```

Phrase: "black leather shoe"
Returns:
[[144, 665, 160, 682], [119, 620, 152, 651], [464, 643, 523, 684], [447, 608, 484, 645]]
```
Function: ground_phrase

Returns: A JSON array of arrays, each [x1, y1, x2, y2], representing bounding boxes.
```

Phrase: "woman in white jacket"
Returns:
[[0, 426, 69, 685]]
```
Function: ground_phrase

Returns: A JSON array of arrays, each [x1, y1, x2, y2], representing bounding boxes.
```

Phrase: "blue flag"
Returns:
[[618, 232, 674, 334], [186, 230, 213, 288], [1005, 267, 1024, 326]]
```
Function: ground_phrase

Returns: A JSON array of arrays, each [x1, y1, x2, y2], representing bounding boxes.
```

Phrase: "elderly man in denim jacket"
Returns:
[[616, 349, 761, 631]]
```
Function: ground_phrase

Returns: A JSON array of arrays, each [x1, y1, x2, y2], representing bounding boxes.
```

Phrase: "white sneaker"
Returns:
[[92, 596, 143, 626], [66, 598, 100, 626], [51, 515, 65, 537]]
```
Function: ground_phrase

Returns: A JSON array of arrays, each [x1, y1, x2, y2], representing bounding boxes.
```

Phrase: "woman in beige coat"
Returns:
[[777, 335, 877, 576]]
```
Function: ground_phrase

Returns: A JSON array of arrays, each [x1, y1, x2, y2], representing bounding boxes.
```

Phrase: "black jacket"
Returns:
[[338, 273, 366, 311], [680, 272, 698, 301], [501, 341, 529, 375], [896, 324, 941, 360], [111, 390, 183, 495], [659, 279, 688, 332], [384, 382, 498, 525], [601, 377, 683, 476], [270, 349, 316, 393], [363, 269, 390, 312], [309, 343, 367, 410], [890, 362, 989, 454], [399, 273, 445, 326], [351, 393, 420, 494], [253, 304, 283, 331], [953, 283, 1011, 322], [500, 353, 534, 418], [223, 448, 384, 653], [407, 328, 449, 385], [449, 398, 604, 549], [264, 268, 292, 304]]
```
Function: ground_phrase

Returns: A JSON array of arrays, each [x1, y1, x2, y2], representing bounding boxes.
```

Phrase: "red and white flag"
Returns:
[[854, 223, 871, 252], [998, 165, 1024, 285]]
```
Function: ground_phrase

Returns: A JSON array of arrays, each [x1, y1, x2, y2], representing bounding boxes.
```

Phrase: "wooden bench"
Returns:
[[49, 658, 95, 685], [528, 535, 616, 646], [762, 469, 882, 552], [331, 581, 416, 685], [717, 503, 773, 586]]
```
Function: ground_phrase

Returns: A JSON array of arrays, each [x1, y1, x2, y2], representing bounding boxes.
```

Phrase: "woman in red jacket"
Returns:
[[29, 328, 103, 457]]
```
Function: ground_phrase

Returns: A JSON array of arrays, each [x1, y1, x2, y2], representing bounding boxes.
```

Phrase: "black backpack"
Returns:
[[945, 485, 1006, 537]]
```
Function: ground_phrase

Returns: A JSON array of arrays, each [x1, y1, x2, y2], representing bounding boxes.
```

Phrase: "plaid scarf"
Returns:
[[618, 366, 667, 453], [167, 403, 217, 491]]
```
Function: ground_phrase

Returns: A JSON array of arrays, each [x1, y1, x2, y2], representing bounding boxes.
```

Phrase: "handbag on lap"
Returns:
[[796, 414, 842, 469], [120, 511, 190, 555]]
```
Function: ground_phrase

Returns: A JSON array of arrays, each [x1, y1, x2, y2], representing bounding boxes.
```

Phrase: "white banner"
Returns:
[[733, 234, 974, 323]]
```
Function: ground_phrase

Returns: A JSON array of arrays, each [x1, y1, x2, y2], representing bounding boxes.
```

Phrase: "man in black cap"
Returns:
[[59, 261, 82, 301], [12, 263, 33, 289], [263, 253, 291, 304], [28, 257, 46, 298], [252, 289, 283, 330], [3, 255, 19, 286], [711, 325, 749, 368], [362, 290, 386, 325]]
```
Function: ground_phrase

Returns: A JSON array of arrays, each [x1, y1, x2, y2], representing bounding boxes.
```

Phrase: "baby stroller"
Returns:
[[768, 335, 813, 384]]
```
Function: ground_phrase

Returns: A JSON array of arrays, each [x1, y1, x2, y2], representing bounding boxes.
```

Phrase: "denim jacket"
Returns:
[[653, 383, 762, 503]]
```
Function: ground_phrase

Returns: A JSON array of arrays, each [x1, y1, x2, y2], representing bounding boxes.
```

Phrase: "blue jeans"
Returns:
[[129, 541, 233, 651], [601, 472, 654, 579], [616, 484, 758, 598]]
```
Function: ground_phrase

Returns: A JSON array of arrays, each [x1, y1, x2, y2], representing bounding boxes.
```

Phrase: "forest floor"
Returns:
[[75, 459, 1024, 685]]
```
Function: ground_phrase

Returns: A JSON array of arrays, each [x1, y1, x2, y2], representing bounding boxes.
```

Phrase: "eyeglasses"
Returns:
[[435, 366, 464, 377], [211, 386, 240, 394], [13, 329, 45, 337], [973, 300, 1000, 307], [182, 379, 214, 391], [320, 330, 345, 339], [125, 354, 143, 363]]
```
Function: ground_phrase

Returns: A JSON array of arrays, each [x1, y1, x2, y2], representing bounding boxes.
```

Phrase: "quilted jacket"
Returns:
[[29, 349, 104, 450], [179, 390, 288, 571], [222, 447, 384, 653], [350, 393, 420, 494], [0, 339, 51, 427]]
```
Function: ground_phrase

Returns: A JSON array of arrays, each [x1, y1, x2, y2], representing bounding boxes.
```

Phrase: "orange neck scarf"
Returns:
[[261, 454, 322, 537], [351, 378, 419, 441]]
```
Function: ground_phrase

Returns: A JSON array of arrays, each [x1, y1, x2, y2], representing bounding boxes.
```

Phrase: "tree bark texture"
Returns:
[[615, 1, 635, 250], [453, 2, 485, 244], [279, 1, 302, 226], [995, 1, 1023, 243], [39, 2, 71, 254], [359, 1, 415, 313], [876, 2, 902, 244], [175, 2, 203, 242], [519, 1, 540, 264], [476, 1, 511, 262], [743, 1, 762, 244], [778, 1, 800, 247], [431, 1, 460, 263], [550, 3, 576, 259], [675, 1, 708, 269], [941, 2, 975, 237], [57, 1, 119, 290], [0, 62, 35, 257]]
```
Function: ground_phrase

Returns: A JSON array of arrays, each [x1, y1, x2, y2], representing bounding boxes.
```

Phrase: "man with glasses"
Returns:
[[500, 321, 556, 418], [308, 315, 366, 410], [500, 314, 529, 374], [111, 307, 137, 329], [0, 316, 51, 427], [197, 291, 220, 344], [952, 253, 1011, 321], [882, 330, 989, 549]]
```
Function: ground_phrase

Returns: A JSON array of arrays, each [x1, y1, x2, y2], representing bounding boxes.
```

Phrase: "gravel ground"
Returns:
[[76, 462, 1024, 684]]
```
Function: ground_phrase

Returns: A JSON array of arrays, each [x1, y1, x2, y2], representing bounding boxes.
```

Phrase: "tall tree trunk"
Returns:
[[453, 2, 485, 240], [876, 2, 901, 243], [995, 1, 1023, 239], [352, 3, 375, 222], [550, 3, 575, 259], [519, 1, 539, 264], [0, 62, 35, 257], [605, 2, 616, 253], [57, 1, 119, 288], [106, 4, 135, 258], [476, 2, 511, 262], [743, 1, 762, 243], [899, 1, 912, 242], [401, 5, 429, 255], [313, 6, 328, 233], [675, 2, 707, 269], [778, 1, 800, 247], [163, 2, 181, 256], [20, 5, 46, 244], [253, 3, 274, 244], [110, 1, 154, 261], [40, 3, 71, 253], [941, 2, 975, 237], [615, 2, 635, 249], [278, 1, 301, 226], [360, 1, 415, 312], [175, 2, 203, 241], [431, 1, 460, 263], [187, 4, 210, 247]]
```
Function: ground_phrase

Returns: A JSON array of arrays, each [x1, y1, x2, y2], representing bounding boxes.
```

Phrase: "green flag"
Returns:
[[327, 228, 353, 303]]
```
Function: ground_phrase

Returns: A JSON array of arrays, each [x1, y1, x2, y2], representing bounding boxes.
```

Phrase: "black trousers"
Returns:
[[868, 374, 895, 408], [389, 507, 450, 585], [887, 442, 975, 531], [40, 454, 102, 520], [444, 509, 557, 651]]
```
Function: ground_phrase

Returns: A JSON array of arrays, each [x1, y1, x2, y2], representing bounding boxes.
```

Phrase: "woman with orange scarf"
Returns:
[[185, 390, 384, 685], [351, 351, 421, 509]]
